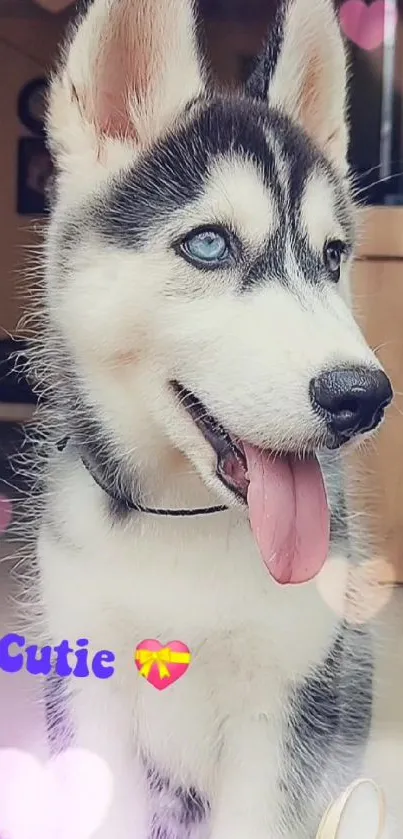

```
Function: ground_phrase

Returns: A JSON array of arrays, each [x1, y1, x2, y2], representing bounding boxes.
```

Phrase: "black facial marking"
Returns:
[[292, 233, 323, 284], [93, 97, 282, 250], [242, 229, 324, 291], [283, 627, 372, 829], [50, 91, 354, 295], [85, 99, 353, 295], [242, 230, 286, 289]]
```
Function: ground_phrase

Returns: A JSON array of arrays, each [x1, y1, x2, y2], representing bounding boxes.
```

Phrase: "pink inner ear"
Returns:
[[97, 86, 134, 138], [94, 8, 163, 140]]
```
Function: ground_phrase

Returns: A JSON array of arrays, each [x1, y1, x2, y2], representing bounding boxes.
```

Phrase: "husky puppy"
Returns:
[[29, 0, 398, 836]]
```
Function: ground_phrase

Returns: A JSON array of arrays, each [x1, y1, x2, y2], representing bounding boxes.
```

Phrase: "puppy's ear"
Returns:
[[48, 0, 204, 192], [246, 0, 348, 174]]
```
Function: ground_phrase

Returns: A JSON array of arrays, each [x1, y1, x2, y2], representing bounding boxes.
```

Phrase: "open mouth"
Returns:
[[171, 381, 331, 586], [171, 382, 249, 503]]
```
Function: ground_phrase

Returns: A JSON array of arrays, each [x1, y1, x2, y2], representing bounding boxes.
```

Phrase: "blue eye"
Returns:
[[181, 229, 230, 267]]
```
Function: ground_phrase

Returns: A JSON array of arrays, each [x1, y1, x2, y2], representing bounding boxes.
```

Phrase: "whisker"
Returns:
[[355, 170, 403, 198]]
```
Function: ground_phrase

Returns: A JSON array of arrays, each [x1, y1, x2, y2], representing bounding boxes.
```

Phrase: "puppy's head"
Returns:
[[45, 0, 392, 579]]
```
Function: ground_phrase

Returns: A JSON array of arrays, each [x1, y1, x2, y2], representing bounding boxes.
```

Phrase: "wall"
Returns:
[[0, 7, 68, 338]]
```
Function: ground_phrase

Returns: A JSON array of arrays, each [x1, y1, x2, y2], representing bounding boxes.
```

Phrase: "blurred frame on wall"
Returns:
[[16, 77, 53, 216]]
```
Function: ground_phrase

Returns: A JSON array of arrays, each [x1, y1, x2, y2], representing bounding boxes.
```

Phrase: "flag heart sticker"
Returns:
[[0, 748, 113, 839], [135, 640, 192, 690], [339, 0, 397, 51]]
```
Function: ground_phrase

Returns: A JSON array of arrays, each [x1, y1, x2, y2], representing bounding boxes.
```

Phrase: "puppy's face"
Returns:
[[45, 0, 392, 512]]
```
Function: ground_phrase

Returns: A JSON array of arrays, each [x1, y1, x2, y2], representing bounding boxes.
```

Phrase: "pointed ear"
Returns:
[[47, 0, 204, 190], [246, 0, 349, 174]]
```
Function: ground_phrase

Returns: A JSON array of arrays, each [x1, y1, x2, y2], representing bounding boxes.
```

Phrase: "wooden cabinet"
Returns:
[[352, 209, 403, 581]]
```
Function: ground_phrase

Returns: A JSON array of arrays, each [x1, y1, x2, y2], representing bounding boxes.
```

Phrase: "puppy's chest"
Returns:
[[41, 509, 342, 788], [46, 512, 279, 638], [42, 510, 339, 685]]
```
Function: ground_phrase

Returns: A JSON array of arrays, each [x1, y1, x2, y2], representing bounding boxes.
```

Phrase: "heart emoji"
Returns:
[[135, 640, 191, 690], [339, 0, 397, 51], [0, 748, 113, 839]]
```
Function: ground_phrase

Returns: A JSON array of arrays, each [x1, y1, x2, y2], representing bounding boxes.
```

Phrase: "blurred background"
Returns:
[[0, 0, 403, 777]]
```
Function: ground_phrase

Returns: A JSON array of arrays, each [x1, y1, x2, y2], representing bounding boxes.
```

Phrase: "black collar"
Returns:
[[57, 437, 227, 517]]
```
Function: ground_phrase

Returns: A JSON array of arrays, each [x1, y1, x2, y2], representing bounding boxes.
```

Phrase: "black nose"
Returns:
[[310, 367, 393, 441]]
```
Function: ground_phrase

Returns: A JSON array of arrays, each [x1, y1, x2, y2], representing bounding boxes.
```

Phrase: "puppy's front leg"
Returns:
[[209, 715, 283, 839], [70, 681, 150, 839]]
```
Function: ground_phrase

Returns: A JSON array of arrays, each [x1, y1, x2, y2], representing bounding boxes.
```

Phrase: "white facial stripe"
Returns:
[[300, 172, 343, 252], [187, 156, 279, 247], [265, 129, 290, 201]]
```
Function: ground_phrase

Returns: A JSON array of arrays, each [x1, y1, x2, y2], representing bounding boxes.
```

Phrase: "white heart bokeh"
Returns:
[[315, 556, 395, 625], [0, 748, 113, 839], [0, 752, 388, 839]]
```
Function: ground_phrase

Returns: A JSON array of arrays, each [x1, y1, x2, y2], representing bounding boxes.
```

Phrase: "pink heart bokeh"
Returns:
[[0, 748, 113, 839], [339, 0, 397, 51], [135, 639, 191, 691]]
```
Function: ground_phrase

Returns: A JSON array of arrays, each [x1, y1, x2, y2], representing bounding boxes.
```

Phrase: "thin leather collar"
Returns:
[[57, 437, 228, 517]]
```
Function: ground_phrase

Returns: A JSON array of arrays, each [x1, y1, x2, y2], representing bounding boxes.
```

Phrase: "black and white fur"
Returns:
[[24, 0, 400, 836]]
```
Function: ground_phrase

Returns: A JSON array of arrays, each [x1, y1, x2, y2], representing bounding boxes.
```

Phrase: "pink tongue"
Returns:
[[244, 445, 330, 586]]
